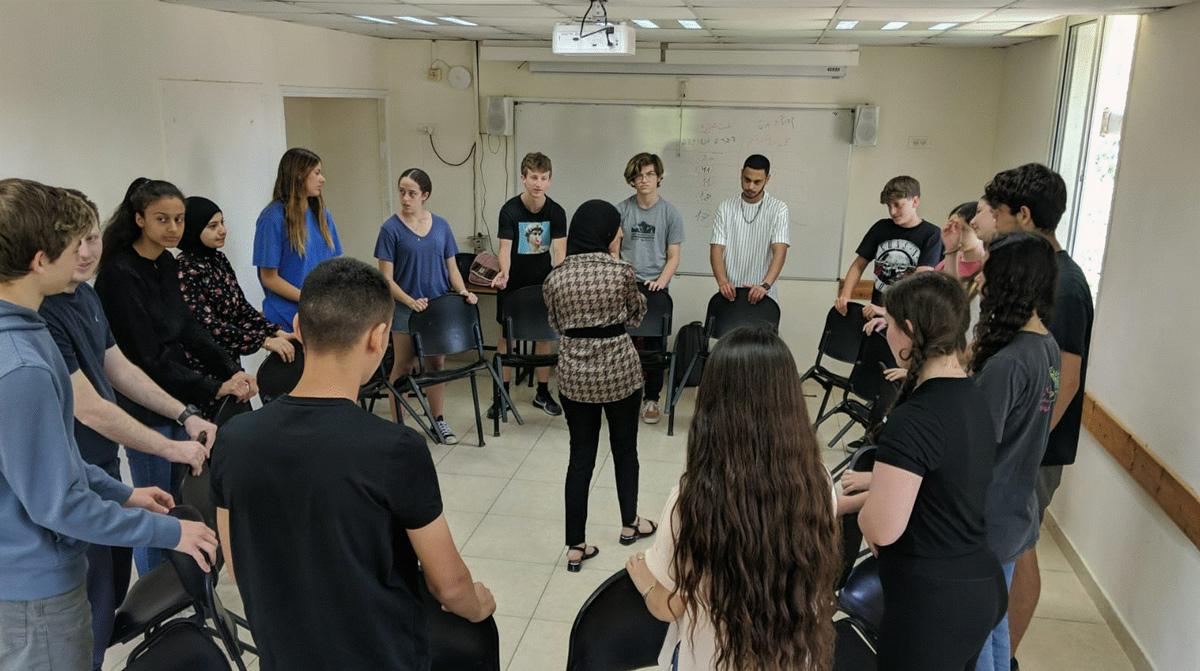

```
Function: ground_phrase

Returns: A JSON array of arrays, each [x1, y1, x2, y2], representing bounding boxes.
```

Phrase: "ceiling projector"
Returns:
[[552, 21, 635, 55]]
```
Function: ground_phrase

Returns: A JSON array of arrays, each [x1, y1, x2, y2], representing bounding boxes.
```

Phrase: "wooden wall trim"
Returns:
[[837, 279, 875, 301], [1083, 393, 1200, 551]]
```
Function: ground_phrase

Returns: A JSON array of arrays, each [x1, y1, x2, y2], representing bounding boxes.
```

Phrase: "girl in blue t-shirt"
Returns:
[[374, 168, 477, 445], [252, 147, 342, 331]]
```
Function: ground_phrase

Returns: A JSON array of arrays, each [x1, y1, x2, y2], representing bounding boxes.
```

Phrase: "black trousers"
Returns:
[[560, 389, 643, 547], [639, 337, 666, 402], [877, 549, 1008, 671]]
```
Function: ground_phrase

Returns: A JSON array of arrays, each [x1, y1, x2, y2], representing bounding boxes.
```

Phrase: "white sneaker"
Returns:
[[436, 419, 459, 445], [641, 400, 661, 425]]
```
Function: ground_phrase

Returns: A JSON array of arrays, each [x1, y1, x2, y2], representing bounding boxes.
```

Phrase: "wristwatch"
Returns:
[[176, 404, 202, 426], [761, 282, 772, 291]]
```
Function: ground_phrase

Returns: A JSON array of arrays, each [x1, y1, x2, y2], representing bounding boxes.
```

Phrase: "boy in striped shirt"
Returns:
[[709, 154, 790, 304]]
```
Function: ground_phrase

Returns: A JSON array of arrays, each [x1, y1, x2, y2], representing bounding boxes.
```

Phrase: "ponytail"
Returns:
[[101, 178, 185, 268]]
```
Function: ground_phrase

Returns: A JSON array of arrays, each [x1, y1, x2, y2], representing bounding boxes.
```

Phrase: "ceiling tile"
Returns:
[[690, 0, 836, 6], [584, 6, 698, 20], [838, 7, 993, 22], [289, 2, 412, 12], [169, 0, 322, 12], [705, 19, 830, 31], [413, 4, 569, 18], [693, 7, 837, 20], [846, 0, 1002, 6], [957, 21, 1033, 31], [984, 8, 1070, 21]]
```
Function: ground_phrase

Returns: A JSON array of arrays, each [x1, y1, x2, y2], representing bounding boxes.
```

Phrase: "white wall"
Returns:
[[992, 31, 1063, 171], [1050, 4, 1200, 669], [0, 0, 393, 308], [477, 46, 1007, 353]]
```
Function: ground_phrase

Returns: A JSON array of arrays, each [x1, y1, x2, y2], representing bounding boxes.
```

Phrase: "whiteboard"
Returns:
[[513, 101, 853, 280]]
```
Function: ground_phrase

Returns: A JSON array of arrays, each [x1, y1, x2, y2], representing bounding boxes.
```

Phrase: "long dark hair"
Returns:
[[272, 147, 331, 255], [673, 326, 839, 671], [971, 232, 1057, 372], [883, 272, 970, 399], [101, 178, 185, 268]]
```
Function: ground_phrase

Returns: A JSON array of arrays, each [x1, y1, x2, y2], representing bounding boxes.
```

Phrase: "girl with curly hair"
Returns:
[[968, 231, 1061, 671], [625, 325, 840, 671]]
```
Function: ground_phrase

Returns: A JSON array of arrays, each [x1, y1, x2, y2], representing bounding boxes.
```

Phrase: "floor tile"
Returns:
[[440, 473, 511, 513], [1017, 616, 1134, 671], [507, 618, 573, 671], [444, 509, 485, 549], [463, 557, 554, 619], [532, 566, 612, 623], [438, 444, 533, 479], [495, 614, 530, 670], [1035, 566, 1106, 624], [463, 513, 568, 565]]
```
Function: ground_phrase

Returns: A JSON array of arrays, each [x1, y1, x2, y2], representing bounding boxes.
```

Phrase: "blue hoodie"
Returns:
[[0, 299, 180, 600]]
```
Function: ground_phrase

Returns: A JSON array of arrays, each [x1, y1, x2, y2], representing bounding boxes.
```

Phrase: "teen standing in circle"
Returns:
[[859, 272, 1006, 671], [253, 147, 342, 331], [374, 168, 477, 445]]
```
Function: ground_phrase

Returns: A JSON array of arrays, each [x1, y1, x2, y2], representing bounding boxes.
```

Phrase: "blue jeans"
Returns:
[[975, 560, 1017, 671], [126, 423, 187, 576]]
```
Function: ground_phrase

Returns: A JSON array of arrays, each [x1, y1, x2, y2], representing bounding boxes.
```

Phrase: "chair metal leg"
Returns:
[[469, 372, 485, 447], [384, 377, 439, 443], [487, 359, 523, 428], [665, 356, 676, 437], [827, 417, 860, 449], [408, 379, 441, 444], [816, 383, 834, 421], [491, 357, 502, 437]]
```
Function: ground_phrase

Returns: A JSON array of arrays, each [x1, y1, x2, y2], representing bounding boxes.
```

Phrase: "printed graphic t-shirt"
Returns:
[[498, 195, 567, 290], [855, 218, 943, 306], [617, 195, 685, 283]]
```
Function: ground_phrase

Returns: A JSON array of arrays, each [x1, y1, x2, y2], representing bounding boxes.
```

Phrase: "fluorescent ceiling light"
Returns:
[[882, 21, 908, 30], [632, 19, 659, 29], [677, 19, 702, 30], [438, 17, 478, 26], [929, 22, 957, 30], [395, 16, 438, 26], [353, 15, 396, 25], [835, 20, 859, 30]]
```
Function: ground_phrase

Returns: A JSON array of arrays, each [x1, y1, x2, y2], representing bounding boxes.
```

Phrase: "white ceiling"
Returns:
[[164, 0, 1195, 47]]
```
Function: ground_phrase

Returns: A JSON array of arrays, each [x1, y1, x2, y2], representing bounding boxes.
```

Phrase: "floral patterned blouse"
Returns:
[[543, 252, 647, 404], [178, 250, 277, 365]]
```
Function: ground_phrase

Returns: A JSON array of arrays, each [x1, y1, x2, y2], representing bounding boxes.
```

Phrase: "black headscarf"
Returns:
[[180, 196, 222, 257], [566, 199, 621, 256]]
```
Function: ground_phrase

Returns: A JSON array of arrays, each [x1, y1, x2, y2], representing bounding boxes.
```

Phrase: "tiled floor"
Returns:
[[102, 379, 1137, 671]]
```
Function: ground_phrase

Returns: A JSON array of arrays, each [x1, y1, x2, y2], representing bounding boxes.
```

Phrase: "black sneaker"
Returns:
[[486, 402, 499, 420], [533, 391, 562, 416]]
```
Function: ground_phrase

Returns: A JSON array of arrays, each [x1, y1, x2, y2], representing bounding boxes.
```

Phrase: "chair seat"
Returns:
[[637, 352, 671, 369], [110, 563, 191, 646], [497, 354, 558, 368], [837, 556, 883, 640], [410, 360, 489, 387], [808, 365, 851, 390]]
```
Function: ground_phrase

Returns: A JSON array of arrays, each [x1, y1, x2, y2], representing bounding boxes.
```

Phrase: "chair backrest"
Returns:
[[847, 333, 898, 403], [122, 619, 232, 671], [502, 285, 558, 343], [455, 252, 476, 282], [165, 506, 212, 603], [837, 555, 883, 640], [627, 289, 673, 339], [832, 618, 877, 671], [410, 295, 484, 358], [255, 342, 305, 403], [211, 397, 251, 427], [819, 304, 866, 364], [704, 288, 781, 340], [567, 569, 669, 671], [419, 577, 500, 671]]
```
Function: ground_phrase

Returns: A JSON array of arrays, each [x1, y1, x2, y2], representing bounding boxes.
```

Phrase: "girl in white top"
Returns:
[[626, 325, 841, 671]]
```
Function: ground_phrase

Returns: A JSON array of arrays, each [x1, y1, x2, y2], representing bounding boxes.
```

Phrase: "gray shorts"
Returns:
[[1035, 465, 1064, 522], [392, 302, 413, 333], [0, 583, 92, 671]]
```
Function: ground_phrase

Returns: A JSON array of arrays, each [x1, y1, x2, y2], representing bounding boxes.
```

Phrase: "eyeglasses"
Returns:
[[633, 172, 658, 182]]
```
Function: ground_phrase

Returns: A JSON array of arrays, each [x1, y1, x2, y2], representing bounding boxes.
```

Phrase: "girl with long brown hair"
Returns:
[[252, 147, 342, 330], [625, 325, 840, 671]]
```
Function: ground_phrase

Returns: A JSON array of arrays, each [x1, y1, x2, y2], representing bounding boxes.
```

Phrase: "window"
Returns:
[[1051, 16, 1140, 300]]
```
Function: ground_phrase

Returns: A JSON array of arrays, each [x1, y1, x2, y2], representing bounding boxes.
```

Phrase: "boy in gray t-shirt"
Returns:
[[617, 153, 684, 424]]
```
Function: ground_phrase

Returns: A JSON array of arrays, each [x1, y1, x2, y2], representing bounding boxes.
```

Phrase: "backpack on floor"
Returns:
[[672, 321, 707, 388]]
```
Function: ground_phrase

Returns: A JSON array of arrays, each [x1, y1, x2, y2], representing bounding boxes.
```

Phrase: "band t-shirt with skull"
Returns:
[[855, 218, 943, 306], [498, 194, 568, 291]]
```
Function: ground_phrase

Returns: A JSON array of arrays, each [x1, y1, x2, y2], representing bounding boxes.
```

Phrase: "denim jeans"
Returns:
[[0, 583, 92, 671], [126, 422, 187, 576], [975, 560, 1017, 671]]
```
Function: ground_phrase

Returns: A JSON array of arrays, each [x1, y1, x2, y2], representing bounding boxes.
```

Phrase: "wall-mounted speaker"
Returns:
[[484, 96, 514, 136], [853, 105, 879, 147]]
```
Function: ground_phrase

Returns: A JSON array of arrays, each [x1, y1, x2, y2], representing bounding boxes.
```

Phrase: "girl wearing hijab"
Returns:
[[543, 199, 656, 572], [178, 196, 296, 366]]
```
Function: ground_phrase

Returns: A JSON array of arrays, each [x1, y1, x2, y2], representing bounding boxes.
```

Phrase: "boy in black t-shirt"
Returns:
[[835, 176, 943, 333], [211, 258, 495, 671], [488, 152, 568, 418], [983, 163, 1092, 668]]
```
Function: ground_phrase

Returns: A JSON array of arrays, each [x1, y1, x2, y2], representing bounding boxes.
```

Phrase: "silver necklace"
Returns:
[[740, 197, 764, 224]]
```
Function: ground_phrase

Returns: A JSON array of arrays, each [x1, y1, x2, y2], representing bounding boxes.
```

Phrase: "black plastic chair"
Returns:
[[837, 555, 883, 644], [255, 342, 305, 405], [358, 339, 396, 414], [455, 252, 476, 282], [667, 288, 781, 434], [831, 445, 877, 589], [164, 506, 250, 671], [832, 617, 877, 671], [419, 575, 501, 671], [813, 333, 899, 449], [388, 295, 518, 447], [801, 304, 866, 420], [122, 618, 232, 671], [492, 285, 556, 435], [628, 289, 676, 432], [566, 569, 669, 671]]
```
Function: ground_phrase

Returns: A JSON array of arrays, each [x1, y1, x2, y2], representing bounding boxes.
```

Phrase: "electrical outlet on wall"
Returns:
[[907, 136, 931, 149], [427, 67, 443, 82], [418, 124, 436, 136], [471, 233, 490, 254]]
